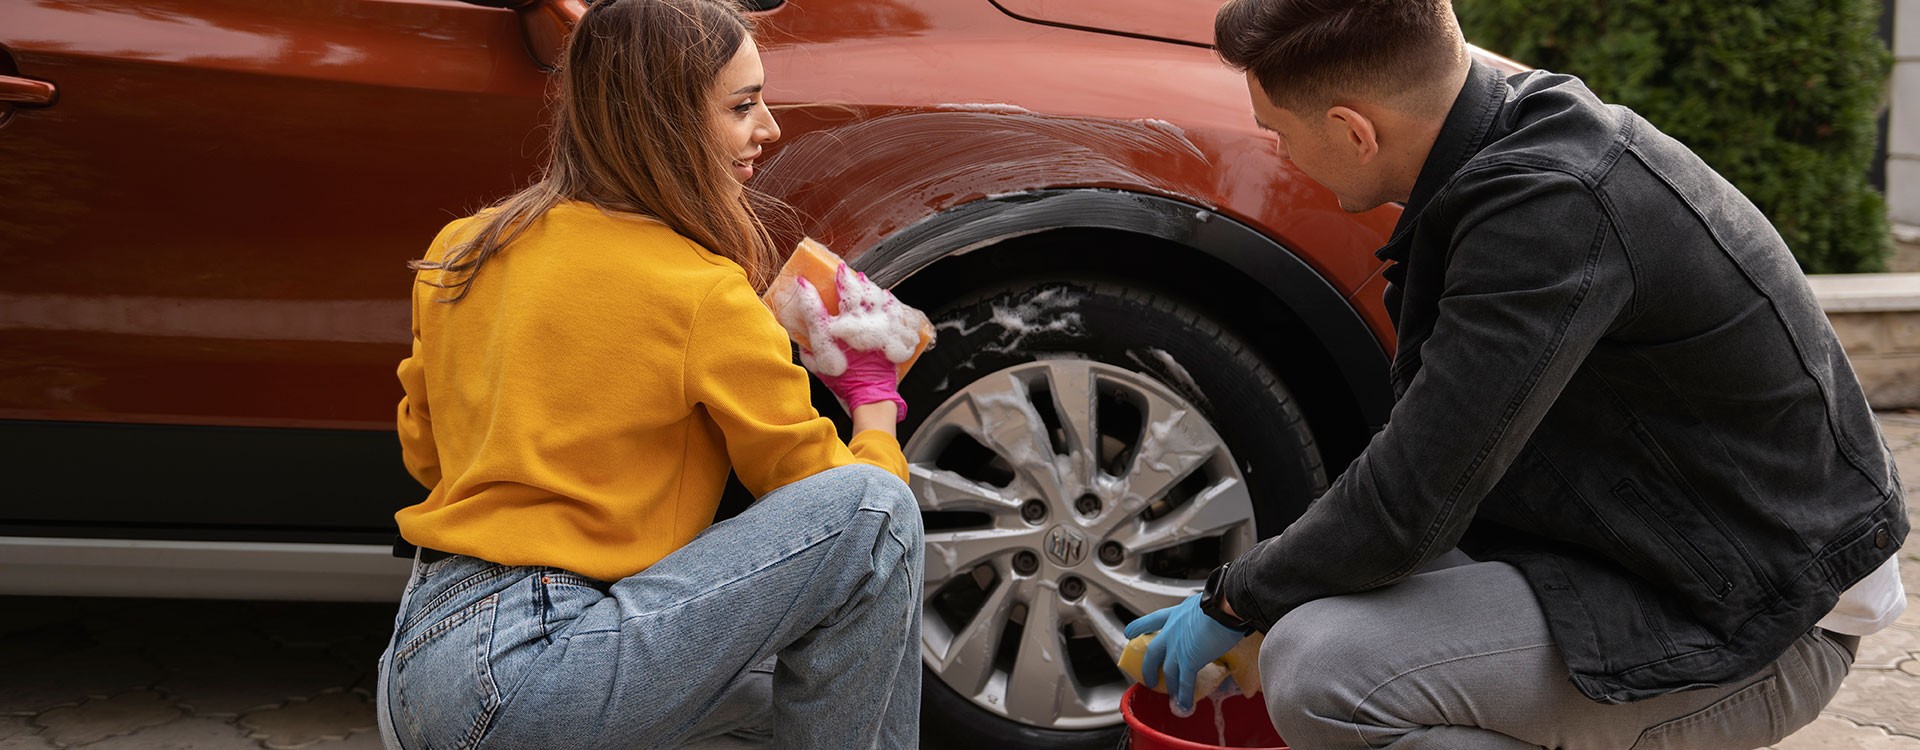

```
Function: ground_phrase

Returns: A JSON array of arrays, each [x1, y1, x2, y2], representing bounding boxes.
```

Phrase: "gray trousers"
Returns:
[[1259, 554, 1855, 749]]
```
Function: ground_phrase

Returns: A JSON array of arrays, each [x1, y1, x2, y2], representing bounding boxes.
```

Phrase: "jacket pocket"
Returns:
[[392, 594, 503, 750], [1629, 675, 1783, 750], [1613, 480, 1734, 600]]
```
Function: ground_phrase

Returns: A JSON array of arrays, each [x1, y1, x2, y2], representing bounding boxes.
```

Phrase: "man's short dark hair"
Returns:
[[1215, 0, 1467, 114]]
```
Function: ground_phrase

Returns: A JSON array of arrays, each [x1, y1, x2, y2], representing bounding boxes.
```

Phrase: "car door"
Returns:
[[0, 0, 549, 544]]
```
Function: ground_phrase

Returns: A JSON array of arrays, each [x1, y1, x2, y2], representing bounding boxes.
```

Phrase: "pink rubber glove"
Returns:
[[790, 268, 911, 422], [815, 340, 908, 421]]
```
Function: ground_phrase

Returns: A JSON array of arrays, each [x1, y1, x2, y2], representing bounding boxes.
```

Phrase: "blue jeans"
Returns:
[[374, 464, 923, 749]]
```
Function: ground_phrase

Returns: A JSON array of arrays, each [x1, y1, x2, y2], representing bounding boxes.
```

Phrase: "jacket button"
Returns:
[[1875, 528, 1890, 549]]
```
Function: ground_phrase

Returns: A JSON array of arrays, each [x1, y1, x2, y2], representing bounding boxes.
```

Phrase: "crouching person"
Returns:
[[1129, 0, 1906, 748], [374, 2, 922, 748]]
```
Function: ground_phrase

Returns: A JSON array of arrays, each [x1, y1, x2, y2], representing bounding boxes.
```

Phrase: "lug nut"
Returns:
[[1021, 500, 1048, 524], [1075, 494, 1102, 516], [1060, 576, 1086, 600], [1098, 542, 1124, 565], [1013, 550, 1040, 575]]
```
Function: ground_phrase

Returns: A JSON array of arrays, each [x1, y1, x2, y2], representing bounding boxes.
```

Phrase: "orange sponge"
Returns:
[[762, 238, 934, 380]]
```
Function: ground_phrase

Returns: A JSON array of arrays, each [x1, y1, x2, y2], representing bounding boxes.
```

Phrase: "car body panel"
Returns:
[[988, 0, 1214, 47], [0, 0, 547, 432], [755, 1, 1403, 297], [0, 0, 1539, 602]]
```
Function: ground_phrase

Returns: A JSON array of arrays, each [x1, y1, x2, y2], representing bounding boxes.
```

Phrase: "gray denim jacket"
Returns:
[[1222, 61, 1908, 703]]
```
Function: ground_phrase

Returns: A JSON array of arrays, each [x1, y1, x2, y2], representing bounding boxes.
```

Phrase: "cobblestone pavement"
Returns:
[[0, 597, 389, 749], [2, 411, 1917, 749]]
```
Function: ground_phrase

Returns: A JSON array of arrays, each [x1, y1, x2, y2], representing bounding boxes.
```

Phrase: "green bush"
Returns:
[[1455, 0, 1893, 273]]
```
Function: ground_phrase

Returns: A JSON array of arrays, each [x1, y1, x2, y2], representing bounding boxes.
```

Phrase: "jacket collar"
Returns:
[[1377, 59, 1508, 262]]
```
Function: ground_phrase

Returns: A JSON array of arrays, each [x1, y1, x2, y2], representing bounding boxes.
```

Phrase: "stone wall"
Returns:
[[1812, 273, 1920, 410]]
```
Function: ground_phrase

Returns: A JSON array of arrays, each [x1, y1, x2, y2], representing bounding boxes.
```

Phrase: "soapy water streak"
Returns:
[[1127, 347, 1210, 411], [932, 288, 1085, 391], [756, 106, 1212, 251]]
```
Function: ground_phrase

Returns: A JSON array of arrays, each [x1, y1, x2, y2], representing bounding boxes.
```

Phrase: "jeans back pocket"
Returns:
[[392, 593, 503, 750]]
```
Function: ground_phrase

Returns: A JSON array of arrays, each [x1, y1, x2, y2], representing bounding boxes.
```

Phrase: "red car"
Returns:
[[0, 0, 1522, 745]]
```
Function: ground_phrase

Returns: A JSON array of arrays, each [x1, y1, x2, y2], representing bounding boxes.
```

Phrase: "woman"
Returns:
[[374, 1, 922, 748]]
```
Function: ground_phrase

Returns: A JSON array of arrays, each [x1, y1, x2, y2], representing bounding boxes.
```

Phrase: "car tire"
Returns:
[[902, 279, 1328, 750]]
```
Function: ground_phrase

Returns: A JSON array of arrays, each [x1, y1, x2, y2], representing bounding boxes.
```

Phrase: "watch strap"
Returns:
[[1200, 563, 1253, 632]]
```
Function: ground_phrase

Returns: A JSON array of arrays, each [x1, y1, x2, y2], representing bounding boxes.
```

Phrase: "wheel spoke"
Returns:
[[923, 526, 1041, 586], [932, 578, 1018, 696], [1040, 361, 1102, 475], [910, 463, 1024, 516], [1073, 592, 1134, 662], [1123, 399, 1220, 506], [951, 374, 1073, 502], [1106, 477, 1255, 554], [1003, 593, 1070, 725], [1089, 566, 1200, 620]]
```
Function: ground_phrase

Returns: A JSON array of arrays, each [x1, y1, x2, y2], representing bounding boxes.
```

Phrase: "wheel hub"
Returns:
[[1043, 525, 1090, 567]]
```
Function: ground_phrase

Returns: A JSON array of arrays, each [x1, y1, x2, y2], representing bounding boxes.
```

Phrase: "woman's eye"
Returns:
[[733, 99, 757, 114]]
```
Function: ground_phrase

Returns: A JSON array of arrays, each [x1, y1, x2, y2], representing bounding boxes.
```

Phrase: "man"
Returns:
[[1125, 0, 1909, 747]]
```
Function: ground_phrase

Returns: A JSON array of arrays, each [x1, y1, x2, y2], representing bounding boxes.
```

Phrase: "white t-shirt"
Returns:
[[1816, 552, 1907, 636]]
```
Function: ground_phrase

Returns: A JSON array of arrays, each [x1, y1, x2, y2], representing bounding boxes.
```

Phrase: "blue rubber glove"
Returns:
[[1124, 593, 1246, 713]]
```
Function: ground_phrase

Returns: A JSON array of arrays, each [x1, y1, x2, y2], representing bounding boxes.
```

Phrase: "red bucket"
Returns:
[[1120, 684, 1288, 750]]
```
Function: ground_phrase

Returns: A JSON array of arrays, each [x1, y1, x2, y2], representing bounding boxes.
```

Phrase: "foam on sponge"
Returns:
[[761, 238, 934, 378]]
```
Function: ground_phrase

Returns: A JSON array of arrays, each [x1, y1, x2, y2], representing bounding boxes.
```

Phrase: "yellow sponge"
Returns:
[[1118, 632, 1265, 700]]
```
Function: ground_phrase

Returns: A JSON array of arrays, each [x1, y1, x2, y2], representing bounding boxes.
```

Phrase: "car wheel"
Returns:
[[901, 279, 1328, 750]]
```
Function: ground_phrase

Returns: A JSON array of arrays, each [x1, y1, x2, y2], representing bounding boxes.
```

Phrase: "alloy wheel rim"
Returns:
[[905, 359, 1257, 730]]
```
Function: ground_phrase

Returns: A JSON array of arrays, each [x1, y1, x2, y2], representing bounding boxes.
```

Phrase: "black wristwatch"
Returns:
[[1200, 562, 1253, 633]]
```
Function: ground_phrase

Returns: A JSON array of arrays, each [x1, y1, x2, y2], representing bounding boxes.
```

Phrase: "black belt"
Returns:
[[392, 537, 457, 564]]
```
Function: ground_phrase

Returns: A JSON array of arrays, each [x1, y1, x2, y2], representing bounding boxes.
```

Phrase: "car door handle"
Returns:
[[0, 74, 56, 106]]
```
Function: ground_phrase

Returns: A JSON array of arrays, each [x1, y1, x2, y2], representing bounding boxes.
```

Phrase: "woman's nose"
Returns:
[[758, 110, 781, 145]]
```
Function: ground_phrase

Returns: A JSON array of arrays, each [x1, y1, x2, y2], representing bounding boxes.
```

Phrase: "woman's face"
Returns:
[[710, 36, 780, 183]]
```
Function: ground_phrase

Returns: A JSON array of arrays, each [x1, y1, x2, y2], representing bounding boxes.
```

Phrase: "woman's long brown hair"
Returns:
[[414, 0, 780, 300]]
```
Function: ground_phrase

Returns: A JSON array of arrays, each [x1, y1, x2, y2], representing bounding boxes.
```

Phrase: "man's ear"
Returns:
[[1326, 106, 1379, 165]]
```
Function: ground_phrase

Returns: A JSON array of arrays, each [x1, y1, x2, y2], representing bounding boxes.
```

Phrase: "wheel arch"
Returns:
[[855, 189, 1393, 473]]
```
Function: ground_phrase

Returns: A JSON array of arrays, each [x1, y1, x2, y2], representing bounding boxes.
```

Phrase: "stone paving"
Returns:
[[0, 598, 389, 749], [0, 412, 1916, 749]]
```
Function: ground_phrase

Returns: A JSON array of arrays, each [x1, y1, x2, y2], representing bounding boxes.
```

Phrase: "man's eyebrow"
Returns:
[[732, 84, 763, 96]]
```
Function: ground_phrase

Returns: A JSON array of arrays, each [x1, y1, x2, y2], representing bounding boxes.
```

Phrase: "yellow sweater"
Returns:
[[394, 201, 908, 582]]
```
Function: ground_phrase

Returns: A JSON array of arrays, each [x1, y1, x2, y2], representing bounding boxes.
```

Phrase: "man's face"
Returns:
[[1245, 72, 1383, 213]]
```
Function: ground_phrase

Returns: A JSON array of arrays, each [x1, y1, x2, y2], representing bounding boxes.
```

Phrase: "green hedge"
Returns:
[[1455, 0, 1893, 273]]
